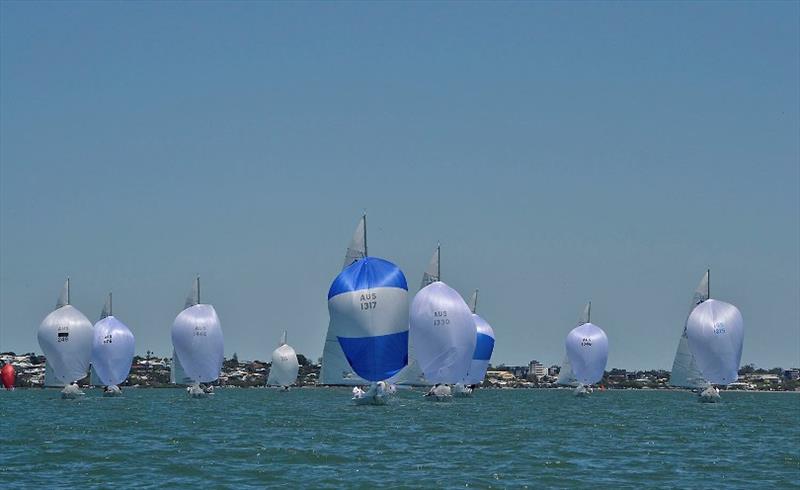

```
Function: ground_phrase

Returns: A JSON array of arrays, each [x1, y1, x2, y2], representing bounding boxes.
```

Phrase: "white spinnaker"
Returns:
[[409, 282, 476, 384], [38, 305, 93, 386], [91, 316, 135, 386], [565, 322, 608, 385], [556, 356, 578, 387], [171, 304, 224, 383], [267, 333, 300, 387], [686, 299, 743, 385], [670, 271, 711, 388]]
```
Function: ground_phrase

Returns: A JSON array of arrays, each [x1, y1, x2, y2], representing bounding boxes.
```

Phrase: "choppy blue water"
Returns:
[[1, 388, 798, 488]]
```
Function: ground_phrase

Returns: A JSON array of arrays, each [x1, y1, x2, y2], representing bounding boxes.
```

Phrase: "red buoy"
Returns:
[[1, 363, 15, 390]]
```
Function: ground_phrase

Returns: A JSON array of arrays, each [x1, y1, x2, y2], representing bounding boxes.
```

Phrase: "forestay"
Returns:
[[328, 257, 409, 382], [409, 282, 476, 385], [565, 322, 608, 385], [686, 299, 743, 385]]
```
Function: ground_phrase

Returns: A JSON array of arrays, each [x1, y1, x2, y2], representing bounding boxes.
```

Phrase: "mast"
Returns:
[[196, 275, 200, 304], [588, 301, 591, 323], [473, 289, 478, 314], [707, 268, 710, 299], [109, 292, 113, 317], [363, 212, 368, 257], [437, 242, 441, 281], [67, 277, 70, 305]]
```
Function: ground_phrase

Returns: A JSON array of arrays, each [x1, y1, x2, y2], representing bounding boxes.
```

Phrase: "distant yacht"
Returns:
[[684, 273, 743, 403], [564, 301, 608, 397], [409, 244, 476, 401], [556, 302, 591, 388], [669, 270, 712, 391], [91, 293, 135, 396], [319, 214, 369, 386], [37, 278, 93, 398], [171, 276, 224, 397], [266, 331, 300, 388]]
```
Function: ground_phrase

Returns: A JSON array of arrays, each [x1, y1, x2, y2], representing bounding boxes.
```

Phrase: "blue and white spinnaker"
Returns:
[[328, 257, 409, 383], [91, 293, 135, 388]]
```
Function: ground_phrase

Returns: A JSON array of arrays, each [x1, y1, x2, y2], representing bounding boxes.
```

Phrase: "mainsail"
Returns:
[[420, 244, 441, 289], [327, 258, 409, 382], [565, 304, 608, 385], [320, 216, 370, 385], [409, 281, 476, 384], [686, 299, 743, 385], [170, 277, 224, 384], [267, 331, 300, 387], [91, 293, 135, 387], [38, 279, 93, 386], [670, 270, 711, 388]]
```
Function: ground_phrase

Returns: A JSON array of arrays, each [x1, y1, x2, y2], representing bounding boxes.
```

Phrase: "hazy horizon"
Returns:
[[1, 2, 798, 370]]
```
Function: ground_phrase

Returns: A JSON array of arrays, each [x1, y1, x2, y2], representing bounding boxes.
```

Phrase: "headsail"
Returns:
[[467, 289, 478, 314], [100, 292, 112, 321], [38, 280, 93, 386], [409, 281, 476, 384], [91, 298, 135, 387], [686, 299, 743, 385], [328, 258, 409, 382], [565, 306, 609, 385], [171, 277, 224, 384], [669, 270, 711, 388], [420, 244, 440, 289], [343, 213, 367, 269], [267, 331, 300, 387], [556, 356, 578, 387], [578, 301, 591, 325], [185, 276, 200, 309]]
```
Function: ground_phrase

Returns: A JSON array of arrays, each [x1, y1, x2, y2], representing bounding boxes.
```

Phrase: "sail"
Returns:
[[463, 313, 495, 384], [578, 301, 591, 325], [343, 214, 367, 269], [171, 280, 224, 384], [565, 322, 608, 385], [420, 245, 440, 289], [170, 348, 193, 385], [185, 276, 200, 309], [37, 301, 93, 386], [1, 364, 15, 390], [669, 271, 712, 388], [686, 299, 743, 385], [56, 278, 70, 309], [100, 293, 112, 321], [467, 289, 478, 314], [556, 356, 578, 387], [267, 333, 300, 387], [91, 315, 135, 387], [327, 257, 409, 382], [409, 281, 476, 384], [320, 326, 367, 385]]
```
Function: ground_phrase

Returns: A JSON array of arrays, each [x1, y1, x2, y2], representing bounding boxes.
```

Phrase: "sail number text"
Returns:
[[433, 310, 450, 326], [360, 293, 377, 311], [713, 323, 726, 335]]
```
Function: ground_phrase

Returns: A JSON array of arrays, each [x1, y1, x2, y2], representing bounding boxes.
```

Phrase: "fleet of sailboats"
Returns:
[[25, 229, 746, 406]]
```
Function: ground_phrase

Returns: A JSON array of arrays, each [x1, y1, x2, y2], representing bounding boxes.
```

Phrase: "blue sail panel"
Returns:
[[328, 257, 408, 299], [473, 333, 495, 361], [338, 331, 409, 382]]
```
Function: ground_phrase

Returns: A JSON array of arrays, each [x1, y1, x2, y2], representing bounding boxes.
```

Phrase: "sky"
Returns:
[[1, 1, 798, 370]]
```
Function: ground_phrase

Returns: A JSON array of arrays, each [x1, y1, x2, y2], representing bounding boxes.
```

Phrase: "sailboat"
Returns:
[[91, 293, 135, 396], [387, 246, 439, 387], [410, 244, 476, 401], [37, 278, 93, 398], [171, 276, 224, 398], [320, 214, 370, 386], [685, 274, 743, 403], [669, 270, 712, 391], [564, 301, 608, 397], [266, 331, 300, 388], [556, 302, 590, 388], [2, 363, 15, 390], [458, 290, 496, 395], [328, 256, 409, 405]]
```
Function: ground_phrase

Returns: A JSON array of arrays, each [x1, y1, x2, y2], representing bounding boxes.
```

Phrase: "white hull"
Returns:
[[574, 384, 591, 397], [424, 385, 453, 402], [699, 386, 721, 403], [352, 394, 388, 405], [61, 385, 85, 399]]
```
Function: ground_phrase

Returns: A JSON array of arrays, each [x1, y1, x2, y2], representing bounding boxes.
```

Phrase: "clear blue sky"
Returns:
[[1, 2, 798, 370]]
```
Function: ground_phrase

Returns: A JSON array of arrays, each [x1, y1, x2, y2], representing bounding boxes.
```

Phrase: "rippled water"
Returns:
[[2, 388, 798, 488]]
